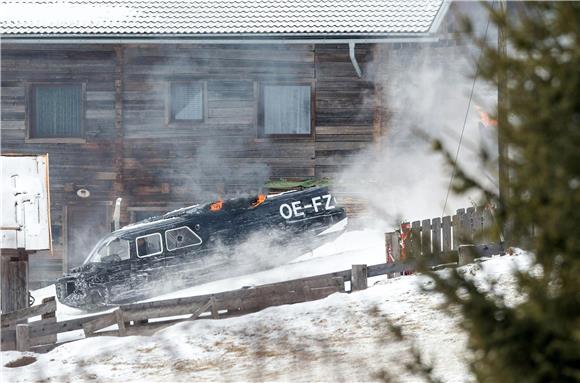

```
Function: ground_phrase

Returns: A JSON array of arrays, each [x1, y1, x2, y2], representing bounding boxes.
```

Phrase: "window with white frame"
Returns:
[[169, 82, 203, 121], [136, 233, 163, 258], [261, 84, 311, 136], [165, 226, 202, 251]]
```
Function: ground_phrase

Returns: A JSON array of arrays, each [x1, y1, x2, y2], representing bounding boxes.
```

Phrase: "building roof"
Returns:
[[0, 0, 447, 39]]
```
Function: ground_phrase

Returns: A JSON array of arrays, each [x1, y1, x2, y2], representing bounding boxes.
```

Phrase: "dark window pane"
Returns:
[[136, 233, 163, 257], [165, 226, 202, 251], [32, 85, 82, 138], [263, 85, 311, 135], [171, 82, 203, 121]]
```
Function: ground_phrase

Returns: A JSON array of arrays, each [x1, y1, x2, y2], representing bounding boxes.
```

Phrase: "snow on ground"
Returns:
[[24, 229, 385, 343], [1, 229, 531, 382]]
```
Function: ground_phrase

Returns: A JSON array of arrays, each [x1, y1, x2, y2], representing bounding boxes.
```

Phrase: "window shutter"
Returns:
[[171, 82, 203, 121], [263, 85, 311, 135], [32, 85, 82, 138]]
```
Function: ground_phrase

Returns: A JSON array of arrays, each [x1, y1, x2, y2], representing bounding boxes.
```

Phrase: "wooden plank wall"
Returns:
[[122, 44, 315, 206], [121, 43, 377, 207], [314, 44, 376, 179], [1, 44, 118, 279], [1, 43, 378, 283]]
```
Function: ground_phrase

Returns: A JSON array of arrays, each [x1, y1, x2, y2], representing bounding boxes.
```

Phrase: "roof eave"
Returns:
[[0, 32, 441, 44]]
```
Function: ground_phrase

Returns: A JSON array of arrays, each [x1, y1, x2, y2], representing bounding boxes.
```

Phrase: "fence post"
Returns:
[[210, 296, 219, 319], [115, 309, 126, 336], [458, 245, 476, 266], [384, 232, 400, 263], [351, 265, 368, 292], [16, 324, 30, 352]]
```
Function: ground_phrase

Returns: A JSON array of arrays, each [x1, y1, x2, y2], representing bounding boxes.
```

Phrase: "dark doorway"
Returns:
[[66, 204, 110, 271]]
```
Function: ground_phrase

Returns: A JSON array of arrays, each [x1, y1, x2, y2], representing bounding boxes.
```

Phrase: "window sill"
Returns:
[[25, 138, 87, 144]]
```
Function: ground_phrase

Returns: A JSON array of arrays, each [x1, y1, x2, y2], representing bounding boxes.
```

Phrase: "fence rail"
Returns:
[[0, 260, 419, 352], [1, 296, 58, 352], [83, 274, 346, 338]]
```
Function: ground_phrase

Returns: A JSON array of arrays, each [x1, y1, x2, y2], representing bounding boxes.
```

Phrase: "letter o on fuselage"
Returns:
[[279, 203, 293, 219]]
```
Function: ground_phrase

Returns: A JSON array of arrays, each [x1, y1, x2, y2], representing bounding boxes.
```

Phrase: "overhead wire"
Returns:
[[441, 1, 495, 217]]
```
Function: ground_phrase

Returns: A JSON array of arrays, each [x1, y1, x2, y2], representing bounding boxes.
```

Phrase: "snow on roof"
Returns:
[[0, 0, 447, 37]]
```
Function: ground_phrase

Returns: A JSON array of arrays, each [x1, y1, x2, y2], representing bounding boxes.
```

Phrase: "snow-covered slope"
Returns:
[[27, 229, 386, 321], [1, 230, 530, 382]]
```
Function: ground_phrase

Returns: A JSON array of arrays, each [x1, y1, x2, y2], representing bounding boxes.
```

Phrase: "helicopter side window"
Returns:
[[91, 237, 130, 264], [165, 226, 203, 251], [136, 233, 163, 258]]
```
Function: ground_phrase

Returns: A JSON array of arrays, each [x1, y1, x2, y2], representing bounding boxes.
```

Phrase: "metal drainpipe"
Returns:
[[349, 42, 362, 78]]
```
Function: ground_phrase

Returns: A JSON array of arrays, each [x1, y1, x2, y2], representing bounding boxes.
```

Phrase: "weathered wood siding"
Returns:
[[315, 44, 377, 179], [122, 44, 314, 206], [1, 43, 378, 283], [1, 45, 118, 278], [120, 43, 377, 207]]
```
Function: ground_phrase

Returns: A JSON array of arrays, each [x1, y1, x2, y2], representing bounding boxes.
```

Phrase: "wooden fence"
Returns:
[[401, 207, 497, 259], [0, 208, 502, 353], [82, 275, 346, 338], [1, 296, 57, 352], [0, 261, 416, 352]]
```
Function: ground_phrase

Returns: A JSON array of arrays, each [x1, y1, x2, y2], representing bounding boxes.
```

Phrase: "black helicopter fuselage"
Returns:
[[56, 187, 347, 309]]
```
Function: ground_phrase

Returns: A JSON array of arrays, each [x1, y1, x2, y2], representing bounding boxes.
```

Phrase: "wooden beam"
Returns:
[[115, 309, 127, 336], [189, 299, 213, 320], [113, 45, 125, 211], [442, 216, 452, 254], [16, 324, 30, 352], [421, 219, 432, 257], [432, 217, 442, 256], [27, 312, 107, 339], [32, 297, 57, 346], [82, 311, 117, 337], [122, 299, 212, 322], [1, 250, 29, 314], [384, 231, 400, 263], [452, 211, 460, 250], [1, 296, 56, 326], [411, 221, 421, 258], [351, 264, 368, 291], [209, 297, 219, 319]]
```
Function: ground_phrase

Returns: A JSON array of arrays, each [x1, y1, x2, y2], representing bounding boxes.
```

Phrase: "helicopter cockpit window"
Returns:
[[136, 233, 163, 258], [165, 226, 203, 251], [85, 236, 130, 264]]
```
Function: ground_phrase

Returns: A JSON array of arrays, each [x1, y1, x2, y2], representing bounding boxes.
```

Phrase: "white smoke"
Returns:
[[336, 4, 499, 230]]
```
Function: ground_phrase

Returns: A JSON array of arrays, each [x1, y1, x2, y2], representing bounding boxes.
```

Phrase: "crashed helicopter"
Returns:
[[56, 187, 347, 310]]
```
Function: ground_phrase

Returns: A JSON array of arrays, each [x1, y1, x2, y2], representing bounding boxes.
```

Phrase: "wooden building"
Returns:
[[0, 0, 451, 287]]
